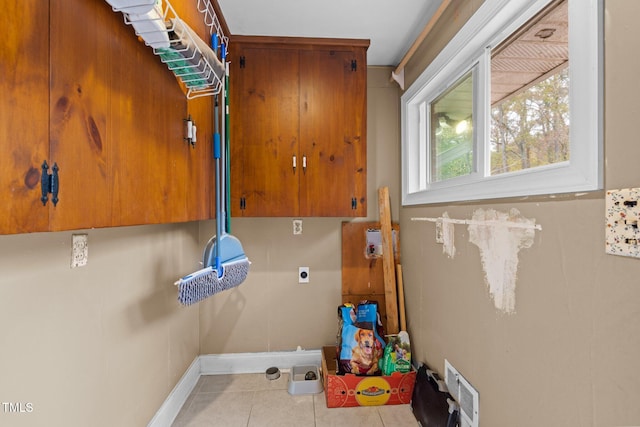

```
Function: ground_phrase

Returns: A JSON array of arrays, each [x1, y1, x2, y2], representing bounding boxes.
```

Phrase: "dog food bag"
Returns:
[[336, 304, 356, 359], [380, 331, 412, 375], [336, 301, 386, 376]]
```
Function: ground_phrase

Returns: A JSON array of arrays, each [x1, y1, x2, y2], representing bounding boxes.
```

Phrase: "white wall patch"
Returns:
[[441, 212, 456, 258], [468, 208, 536, 313]]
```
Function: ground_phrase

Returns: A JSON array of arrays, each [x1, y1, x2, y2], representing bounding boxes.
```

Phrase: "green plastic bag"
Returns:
[[380, 331, 412, 375]]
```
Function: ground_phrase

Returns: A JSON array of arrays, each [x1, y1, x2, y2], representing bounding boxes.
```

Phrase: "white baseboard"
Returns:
[[147, 349, 322, 427], [200, 348, 322, 374], [147, 357, 201, 427]]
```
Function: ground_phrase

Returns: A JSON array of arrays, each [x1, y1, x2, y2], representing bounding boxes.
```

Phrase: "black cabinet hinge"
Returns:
[[351, 59, 357, 71], [40, 160, 59, 207], [351, 197, 357, 210], [240, 56, 246, 69]]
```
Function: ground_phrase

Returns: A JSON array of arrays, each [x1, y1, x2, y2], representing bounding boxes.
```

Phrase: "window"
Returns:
[[401, 0, 602, 205], [431, 70, 474, 182]]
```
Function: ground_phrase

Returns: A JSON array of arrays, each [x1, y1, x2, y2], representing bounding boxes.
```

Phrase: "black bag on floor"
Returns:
[[411, 364, 459, 427]]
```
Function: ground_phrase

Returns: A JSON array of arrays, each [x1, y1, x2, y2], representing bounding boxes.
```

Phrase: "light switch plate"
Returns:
[[605, 188, 640, 258]]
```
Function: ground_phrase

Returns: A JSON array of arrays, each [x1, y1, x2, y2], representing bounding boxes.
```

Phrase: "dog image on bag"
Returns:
[[336, 301, 386, 375], [350, 328, 382, 375]]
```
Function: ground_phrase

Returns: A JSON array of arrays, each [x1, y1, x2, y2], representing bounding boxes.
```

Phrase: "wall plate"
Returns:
[[293, 219, 303, 235], [71, 234, 88, 268], [299, 267, 309, 283], [605, 188, 640, 258]]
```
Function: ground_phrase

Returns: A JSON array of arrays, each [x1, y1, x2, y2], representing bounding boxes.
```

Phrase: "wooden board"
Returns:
[[397, 264, 407, 331], [341, 221, 400, 333], [378, 187, 399, 334]]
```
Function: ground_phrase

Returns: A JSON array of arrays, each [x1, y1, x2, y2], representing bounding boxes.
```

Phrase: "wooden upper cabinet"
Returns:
[[1, 0, 214, 235], [49, 0, 194, 230], [229, 37, 368, 217]]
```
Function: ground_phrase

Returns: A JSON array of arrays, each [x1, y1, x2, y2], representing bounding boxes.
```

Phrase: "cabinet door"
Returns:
[[48, 0, 204, 231], [0, 0, 50, 233], [49, 0, 112, 230], [230, 47, 300, 217], [299, 49, 367, 216]]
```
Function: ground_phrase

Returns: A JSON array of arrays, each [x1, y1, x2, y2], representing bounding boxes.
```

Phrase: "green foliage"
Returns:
[[490, 68, 570, 175], [434, 126, 473, 181]]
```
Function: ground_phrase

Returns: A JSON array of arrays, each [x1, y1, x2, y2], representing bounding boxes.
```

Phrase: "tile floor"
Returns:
[[172, 372, 419, 427]]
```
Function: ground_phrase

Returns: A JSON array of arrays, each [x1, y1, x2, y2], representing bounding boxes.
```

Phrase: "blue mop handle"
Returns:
[[214, 133, 221, 158], [213, 132, 222, 275], [212, 32, 223, 277]]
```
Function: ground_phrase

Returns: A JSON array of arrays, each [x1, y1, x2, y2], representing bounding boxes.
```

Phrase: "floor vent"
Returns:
[[444, 360, 479, 427]]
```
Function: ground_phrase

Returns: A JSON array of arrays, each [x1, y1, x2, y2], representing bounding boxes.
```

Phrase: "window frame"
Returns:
[[401, 0, 603, 206]]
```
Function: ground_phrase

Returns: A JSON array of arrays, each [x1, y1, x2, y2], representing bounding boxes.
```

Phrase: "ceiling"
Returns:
[[216, 0, 445, 66], [491, 0, 568, 105]]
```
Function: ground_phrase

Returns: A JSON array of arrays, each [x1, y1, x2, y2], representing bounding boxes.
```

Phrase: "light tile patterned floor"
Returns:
[[172, 373, 419, 427]]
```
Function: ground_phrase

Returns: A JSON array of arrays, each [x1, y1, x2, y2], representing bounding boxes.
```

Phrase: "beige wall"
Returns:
[[0, 224, 201, 426], [198, 66, 402, 353], [400, 0, 640, 426]]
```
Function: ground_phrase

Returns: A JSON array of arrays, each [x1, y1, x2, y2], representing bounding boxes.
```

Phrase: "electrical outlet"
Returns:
[[299, 267, 309, 283], [71, 234, 88, 268], [293, 219, 303, 235], [435, 218, 444, 244]]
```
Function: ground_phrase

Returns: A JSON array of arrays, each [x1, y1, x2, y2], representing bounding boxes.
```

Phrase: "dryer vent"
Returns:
[[445, 360, 479, 427]]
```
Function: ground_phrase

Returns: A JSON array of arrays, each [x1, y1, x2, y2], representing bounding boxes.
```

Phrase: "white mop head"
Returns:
[[175, 257, 250, 306]]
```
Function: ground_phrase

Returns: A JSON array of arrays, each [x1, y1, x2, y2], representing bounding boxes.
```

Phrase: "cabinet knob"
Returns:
[[293, 155, 297, 173]]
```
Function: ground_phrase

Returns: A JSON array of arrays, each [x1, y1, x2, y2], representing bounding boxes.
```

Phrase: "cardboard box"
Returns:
[[321, 346, 416, 408]]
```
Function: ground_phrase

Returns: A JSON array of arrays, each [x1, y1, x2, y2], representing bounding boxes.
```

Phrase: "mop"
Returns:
[[175, 40, 250, 305]]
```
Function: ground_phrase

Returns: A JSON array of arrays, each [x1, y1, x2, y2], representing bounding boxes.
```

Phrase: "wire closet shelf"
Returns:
[[108, 0, 228, 99]]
